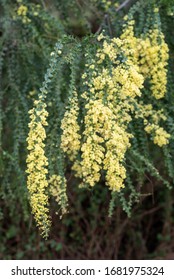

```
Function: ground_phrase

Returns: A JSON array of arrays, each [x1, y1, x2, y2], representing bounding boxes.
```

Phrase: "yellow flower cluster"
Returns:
[[145, 124, 170, 147], [72, 99, 132, 191], [72, 37, 144, 191], [138, 30, 169, 99], [119, 16, 170, 147], [17, 4, 31, 24], [74, 100, 109, 187], [121, 20, 169, 99], [60, 92, 81, 161], [104, 124, 132, 191], [121, 19, 139, 61], [135, 103, 167, 121], [49, 175, 68, 218], [154, 128, 170, 147], [86, 37, 144, 105], [26, 98, 50, 237], [17, 5, 28, 16], [133, 101, 170, 147], [16, 1, 40, 24]]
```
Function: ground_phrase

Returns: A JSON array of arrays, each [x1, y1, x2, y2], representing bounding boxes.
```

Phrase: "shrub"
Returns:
[[1, 0, 174, 257]]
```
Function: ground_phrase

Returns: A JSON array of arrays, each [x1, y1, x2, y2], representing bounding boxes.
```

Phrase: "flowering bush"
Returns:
[[1, 0, 174, 240]]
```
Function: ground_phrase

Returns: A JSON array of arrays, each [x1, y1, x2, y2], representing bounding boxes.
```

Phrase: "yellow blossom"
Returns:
[[17, 5, 28, 16], [154, 127, 170, 146], [145, 124, 170, 147], [26, 98, 50, 237], [60, 91, 81, 161]]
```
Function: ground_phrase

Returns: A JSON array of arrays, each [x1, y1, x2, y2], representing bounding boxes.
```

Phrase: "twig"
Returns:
[[96, 14, 112, 35], [96, 0, 134, 35], [105, 14, 113, 37], [116, 0, 132, 12], [138, 206, 162, 218]]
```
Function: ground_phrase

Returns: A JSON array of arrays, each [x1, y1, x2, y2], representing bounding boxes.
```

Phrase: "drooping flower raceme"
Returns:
[[138, 29, 169, 99], [121, 16, 169, 100], [26, 97, 51, 237], [72, 36, 144, 192], [120, 13, 170, 146]]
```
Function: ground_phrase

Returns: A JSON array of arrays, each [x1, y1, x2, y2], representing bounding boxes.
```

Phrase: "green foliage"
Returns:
[[0, 0, 64, 221], [1, 0, 174, 258]]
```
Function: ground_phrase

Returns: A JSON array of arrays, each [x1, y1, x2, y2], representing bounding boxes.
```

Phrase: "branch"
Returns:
[[96, 0, 135, 35], [116, 0, 133, 12], [96, 13, 115, 36]]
